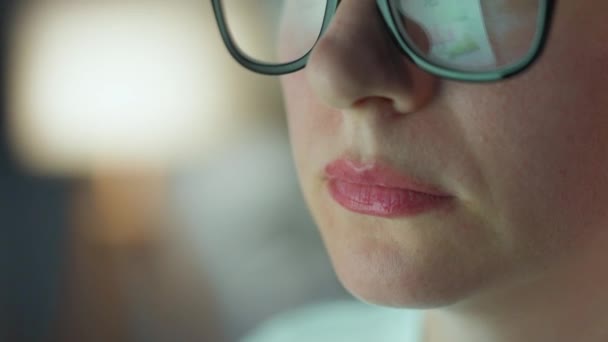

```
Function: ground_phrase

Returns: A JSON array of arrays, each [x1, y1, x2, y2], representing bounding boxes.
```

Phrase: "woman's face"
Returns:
[[281, 0, 608, 307]]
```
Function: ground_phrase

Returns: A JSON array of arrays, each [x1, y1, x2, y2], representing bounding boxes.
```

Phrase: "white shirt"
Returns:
[[242, 300, 425, 342]]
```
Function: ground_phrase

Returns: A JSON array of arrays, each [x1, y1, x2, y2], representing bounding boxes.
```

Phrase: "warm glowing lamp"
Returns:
[[8, 2, 281, 175]]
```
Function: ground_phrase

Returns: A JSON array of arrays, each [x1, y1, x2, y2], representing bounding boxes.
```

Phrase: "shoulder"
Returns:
[[241, 300, 424, 342]]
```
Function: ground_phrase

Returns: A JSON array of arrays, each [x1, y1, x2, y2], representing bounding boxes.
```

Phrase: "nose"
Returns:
[[306, 0, 439, 114]]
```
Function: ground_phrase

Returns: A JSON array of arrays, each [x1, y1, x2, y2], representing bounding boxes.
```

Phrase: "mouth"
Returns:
[[324, 159, 454, 218]]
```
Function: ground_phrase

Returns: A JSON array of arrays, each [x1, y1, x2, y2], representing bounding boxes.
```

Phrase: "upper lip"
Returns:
[[324, 158, 452, 197]]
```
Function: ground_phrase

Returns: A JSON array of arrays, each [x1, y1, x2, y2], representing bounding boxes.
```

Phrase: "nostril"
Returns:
[[353, 96, 392, 109], [353, 97, 405, 118]]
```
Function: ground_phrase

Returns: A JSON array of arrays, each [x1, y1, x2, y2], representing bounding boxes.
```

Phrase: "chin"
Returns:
[[321, 229, 503, 309]]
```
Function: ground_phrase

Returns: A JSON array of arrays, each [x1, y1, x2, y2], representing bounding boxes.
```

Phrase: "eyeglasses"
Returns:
[[212, 0, 556, 82]]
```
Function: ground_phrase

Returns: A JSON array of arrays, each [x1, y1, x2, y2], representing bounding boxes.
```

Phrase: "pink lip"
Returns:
[[325, 159, 453, 217]]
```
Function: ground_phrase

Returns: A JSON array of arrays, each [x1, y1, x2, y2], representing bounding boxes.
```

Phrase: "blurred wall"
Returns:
[[1, 2, 69, 341]]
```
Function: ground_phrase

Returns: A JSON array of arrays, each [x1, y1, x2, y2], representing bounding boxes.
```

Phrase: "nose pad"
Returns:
[[304, 0, 438, 114]]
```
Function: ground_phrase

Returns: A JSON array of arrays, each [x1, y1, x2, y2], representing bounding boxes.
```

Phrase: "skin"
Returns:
[[280, 1, 608, 341]]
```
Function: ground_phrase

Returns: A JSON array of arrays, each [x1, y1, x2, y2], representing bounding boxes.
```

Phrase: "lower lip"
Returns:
[[327, 179, 452, 217]]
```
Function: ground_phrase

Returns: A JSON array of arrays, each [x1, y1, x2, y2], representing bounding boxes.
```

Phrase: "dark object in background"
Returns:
[[0, 2, 69, 341]]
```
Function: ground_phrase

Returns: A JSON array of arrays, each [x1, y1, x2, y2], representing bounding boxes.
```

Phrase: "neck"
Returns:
[[423, 235, 608, 342]]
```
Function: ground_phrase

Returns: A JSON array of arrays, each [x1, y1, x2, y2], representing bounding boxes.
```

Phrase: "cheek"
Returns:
[[277, 1, 326, 62], [482, 0, 541, 66], [281, 72, 342, 166], [454, 50, 608, 266], [281, 72, 313, 143], [280, 71, 345, 249]]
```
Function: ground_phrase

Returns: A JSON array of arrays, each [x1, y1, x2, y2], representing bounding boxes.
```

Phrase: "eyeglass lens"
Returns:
[[220, 0, 543, 72]]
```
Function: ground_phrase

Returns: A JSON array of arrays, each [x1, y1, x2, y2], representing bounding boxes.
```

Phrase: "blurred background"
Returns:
[[1, 1, 348, 341]]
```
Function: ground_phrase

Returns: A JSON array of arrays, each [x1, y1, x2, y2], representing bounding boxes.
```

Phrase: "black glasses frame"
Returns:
[[212, 0, 557, 82]]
